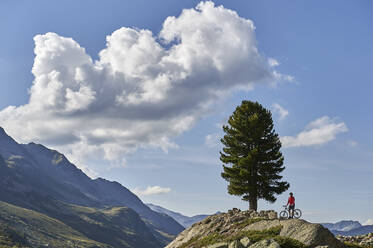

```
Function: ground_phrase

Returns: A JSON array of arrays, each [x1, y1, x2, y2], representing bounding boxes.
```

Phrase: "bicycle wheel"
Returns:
[[279, 210, 288, 219], [294, 209, 302, 219]]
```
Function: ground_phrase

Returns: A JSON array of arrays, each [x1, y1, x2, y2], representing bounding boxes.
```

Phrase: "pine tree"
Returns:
[[220, 100, 289, 211]]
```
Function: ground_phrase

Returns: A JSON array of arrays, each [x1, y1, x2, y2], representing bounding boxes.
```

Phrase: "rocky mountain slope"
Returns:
[[0, 127, 184, 247], [165, 208, 346, 248], [333, 226, 373, 236], [322, 221, 362, 232], [147, 203, 210, 228], [321, 221, 373, 236], [337, 233, 373, 247], [0, 200, 108, 248]]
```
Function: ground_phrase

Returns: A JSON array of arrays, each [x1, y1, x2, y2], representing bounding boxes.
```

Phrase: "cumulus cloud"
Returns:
[[0, 1, 290, 167], [133, 186, 171, 196], [272, 103, 289, 120], [281, 116, 348, 148]]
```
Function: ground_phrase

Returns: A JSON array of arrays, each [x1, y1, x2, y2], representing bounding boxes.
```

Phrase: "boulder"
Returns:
[[228, 240, 244, 248], [165, 209, 344, 248], [206, 242, 229, 248], [240, 237, 252, 247], [244, 219, 344, 248], [248, 239, 280, 248]]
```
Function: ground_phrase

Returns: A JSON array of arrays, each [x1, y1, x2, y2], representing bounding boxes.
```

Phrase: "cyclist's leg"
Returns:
[[289, 205, 294, 218]]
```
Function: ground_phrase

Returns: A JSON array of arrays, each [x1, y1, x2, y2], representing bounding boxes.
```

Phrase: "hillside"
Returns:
[[147, 203, 210, 228], [0, 200, 107, 248], [0, 197, 165, 248], [0, 127, 183, 247], [165, 208, 346, 248]]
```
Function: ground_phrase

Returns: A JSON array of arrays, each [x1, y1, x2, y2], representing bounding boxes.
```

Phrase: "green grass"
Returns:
[[0, 201, 107, 248], [177, 225, 308, 248], [0, 198, 162, 248]]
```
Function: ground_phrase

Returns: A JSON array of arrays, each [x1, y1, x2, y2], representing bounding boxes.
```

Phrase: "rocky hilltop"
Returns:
[[165, 208, 345, 248], [337, 233, 373, 247]]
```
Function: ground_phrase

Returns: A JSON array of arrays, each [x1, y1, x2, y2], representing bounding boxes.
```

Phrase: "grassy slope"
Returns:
[[0, 201, 107, 248], [0, 196, 163, 248], [2, 192, 161, 248]]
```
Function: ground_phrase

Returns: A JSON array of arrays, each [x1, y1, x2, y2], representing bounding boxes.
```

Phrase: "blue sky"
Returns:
[[1, 0, 372, 224]]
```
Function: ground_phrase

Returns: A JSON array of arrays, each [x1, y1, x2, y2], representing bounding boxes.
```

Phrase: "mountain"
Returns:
[[333, 225, 373, 236], [321, 220, 373, 236], [0, 199, 161, 248], [165, 208, 345, 248], [322, 220, 362, 232], [0, 200, 108, 248], [0, 127, 184, 247], [147, 203, 210, 228]]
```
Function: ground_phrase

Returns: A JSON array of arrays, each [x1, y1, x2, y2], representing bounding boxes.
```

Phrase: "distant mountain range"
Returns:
[[0, 127, 184, 247], [321, 220, 373, 236], [147, 203, 214, 228]]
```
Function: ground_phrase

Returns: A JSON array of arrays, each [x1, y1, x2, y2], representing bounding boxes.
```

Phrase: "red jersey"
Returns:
[[288, 196, 295, 205]]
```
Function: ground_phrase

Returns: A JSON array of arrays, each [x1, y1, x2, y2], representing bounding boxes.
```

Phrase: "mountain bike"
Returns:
[[279, 205, 302, 219]]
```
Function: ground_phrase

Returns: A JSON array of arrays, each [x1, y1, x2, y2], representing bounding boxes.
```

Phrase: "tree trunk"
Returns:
[[249, 196, 257, 211]]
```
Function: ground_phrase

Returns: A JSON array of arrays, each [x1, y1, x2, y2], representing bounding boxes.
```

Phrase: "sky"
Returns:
[[1, 0, 373, 224]]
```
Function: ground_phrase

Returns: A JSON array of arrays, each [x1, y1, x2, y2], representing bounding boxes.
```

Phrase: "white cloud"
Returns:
[[268, 58, 279, 67], [0, 1, 291, 167], [363, 219, 373, 225], [133, 186, 171, 196], [281, 116, 348, 148], [205, 133, 220, 148], [272, 103, 289, 120]]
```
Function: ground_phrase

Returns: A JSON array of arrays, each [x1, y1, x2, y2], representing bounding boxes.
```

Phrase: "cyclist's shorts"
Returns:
[[289, 205, 295, 210]]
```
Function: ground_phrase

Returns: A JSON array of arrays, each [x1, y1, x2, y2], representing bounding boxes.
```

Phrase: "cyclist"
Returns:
[[287, 192, 295, 218]]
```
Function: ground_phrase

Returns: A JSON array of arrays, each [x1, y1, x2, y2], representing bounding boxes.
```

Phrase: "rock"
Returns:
[[248, 239, 280, 248], [267, 211, 277, 220], [336, 232, 373, 247], [165, 209, 344, 248], [239, 237, 252, 247], [228, 240, 244, 248], [207, 242, 229, 248], [243, 219, 344, 248]]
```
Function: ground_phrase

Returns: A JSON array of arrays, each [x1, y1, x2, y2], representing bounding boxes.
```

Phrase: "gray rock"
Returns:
[[267, 211, 277, 220], [228, 240, 244, 248], [165, 209, 344, 248], [240, 237, 252, 247], [243, 219, 345, 248], [248, 239, 280, 248], [207, 242, 229, 248]]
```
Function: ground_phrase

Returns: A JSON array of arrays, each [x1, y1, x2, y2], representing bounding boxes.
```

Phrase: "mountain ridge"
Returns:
[[321, 220, 373, 236], [0, 127, 184, 247], [147, 203, 211, 228]]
